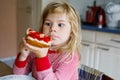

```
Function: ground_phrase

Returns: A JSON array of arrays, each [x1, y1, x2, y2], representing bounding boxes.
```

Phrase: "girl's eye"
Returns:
[[44, 22, 51, 26], [58, 23, 65, 27]]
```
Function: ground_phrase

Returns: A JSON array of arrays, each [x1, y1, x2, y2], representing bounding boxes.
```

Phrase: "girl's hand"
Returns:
[[23, 38, 49, 58], [19, 40, 30, 61]]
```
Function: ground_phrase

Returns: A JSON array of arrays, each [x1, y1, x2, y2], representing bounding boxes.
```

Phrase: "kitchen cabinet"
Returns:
[[81, 30, 96, 68], [81, 30, 120, 80], [95, 45, 120, 80], [81, 42, 95, 68]]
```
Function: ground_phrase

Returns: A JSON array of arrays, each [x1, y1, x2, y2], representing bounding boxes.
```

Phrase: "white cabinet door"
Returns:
[[95, 45, 120, 80], [81, 42, 95, 68]]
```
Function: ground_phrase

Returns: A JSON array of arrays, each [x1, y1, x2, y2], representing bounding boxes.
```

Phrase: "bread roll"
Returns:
[[25, 28, 51, 48]]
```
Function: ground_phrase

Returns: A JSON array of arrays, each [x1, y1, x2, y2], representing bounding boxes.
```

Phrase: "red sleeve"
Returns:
[[35, 56, 50, 71], [15, 53, 29, 68]]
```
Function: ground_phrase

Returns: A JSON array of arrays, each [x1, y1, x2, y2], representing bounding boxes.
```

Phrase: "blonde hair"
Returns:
[[39, 1, 82, 58]]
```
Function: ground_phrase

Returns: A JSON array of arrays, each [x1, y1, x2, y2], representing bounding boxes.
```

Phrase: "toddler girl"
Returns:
[[13, 1, 82, 80]]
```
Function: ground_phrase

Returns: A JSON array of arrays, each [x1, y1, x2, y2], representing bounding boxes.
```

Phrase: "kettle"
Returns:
[[85, 1, 106, 26]]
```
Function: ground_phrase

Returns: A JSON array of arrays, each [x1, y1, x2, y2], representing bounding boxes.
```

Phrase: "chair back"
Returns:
[[78, 64, 113, 80]]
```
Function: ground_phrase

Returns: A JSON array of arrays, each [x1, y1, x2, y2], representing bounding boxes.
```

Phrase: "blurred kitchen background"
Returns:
[[0, 0, 120, 80]]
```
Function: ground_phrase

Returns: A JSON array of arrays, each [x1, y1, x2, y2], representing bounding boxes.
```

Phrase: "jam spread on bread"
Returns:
[[25, 28, 51, 48]]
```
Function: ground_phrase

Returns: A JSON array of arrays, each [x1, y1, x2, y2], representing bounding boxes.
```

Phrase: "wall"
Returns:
[[17, 0, 33, 51], [67, 0, 120, 21], [67, 0, 93, 21], [0, 0, 17, 58]]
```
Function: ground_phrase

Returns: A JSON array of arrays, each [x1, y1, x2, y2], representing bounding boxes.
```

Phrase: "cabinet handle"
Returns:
[[82, 43, 90, 46], [97, 47, 109, 51], [110, 39, 120, 43]]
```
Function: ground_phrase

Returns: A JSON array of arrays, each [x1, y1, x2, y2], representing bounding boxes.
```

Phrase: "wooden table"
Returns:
[[0, 61, 13, 77]]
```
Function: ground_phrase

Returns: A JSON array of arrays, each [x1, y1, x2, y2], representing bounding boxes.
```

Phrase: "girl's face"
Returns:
[[42, 13, 71, 46]]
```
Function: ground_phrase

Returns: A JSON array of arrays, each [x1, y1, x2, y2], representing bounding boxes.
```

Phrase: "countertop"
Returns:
[[81, 24, 120, 34]]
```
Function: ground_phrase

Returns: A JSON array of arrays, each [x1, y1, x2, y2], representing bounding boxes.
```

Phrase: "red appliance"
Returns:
[[85, 1, 106, 26]]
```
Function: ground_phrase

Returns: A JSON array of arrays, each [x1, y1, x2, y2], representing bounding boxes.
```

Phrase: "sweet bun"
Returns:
[[25, 28, 51, 48]]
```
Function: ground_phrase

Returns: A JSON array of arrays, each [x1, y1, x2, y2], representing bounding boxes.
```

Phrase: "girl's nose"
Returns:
[[50, 25, 57, 32]]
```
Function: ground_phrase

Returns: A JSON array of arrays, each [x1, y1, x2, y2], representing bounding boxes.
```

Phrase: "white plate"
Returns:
[[0, 75, 36, 80]]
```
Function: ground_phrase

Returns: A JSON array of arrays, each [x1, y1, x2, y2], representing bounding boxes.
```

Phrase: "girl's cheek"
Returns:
[[43, 30, 50, 36]]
